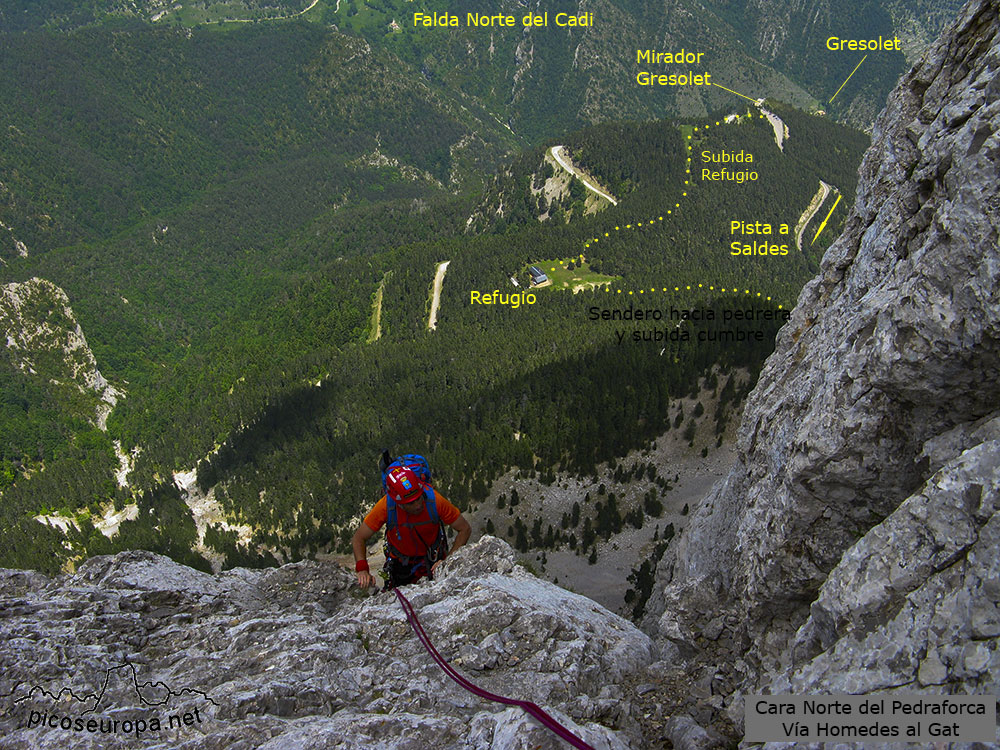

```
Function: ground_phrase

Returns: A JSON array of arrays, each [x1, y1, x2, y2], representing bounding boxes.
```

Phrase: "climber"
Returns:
[[353, 464, 471, 590]]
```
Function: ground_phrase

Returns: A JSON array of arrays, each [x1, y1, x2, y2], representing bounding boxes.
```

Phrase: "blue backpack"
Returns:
[[379, 452, 444, 557]]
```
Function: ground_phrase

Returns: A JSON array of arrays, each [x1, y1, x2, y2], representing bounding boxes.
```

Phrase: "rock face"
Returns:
[[0, 277, 123, 430], [643, 0, 1000, 738], [0, 537, 653, 749]]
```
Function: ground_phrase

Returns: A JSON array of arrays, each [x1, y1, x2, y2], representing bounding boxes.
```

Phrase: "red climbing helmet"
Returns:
[[385, 466, 424, 504]]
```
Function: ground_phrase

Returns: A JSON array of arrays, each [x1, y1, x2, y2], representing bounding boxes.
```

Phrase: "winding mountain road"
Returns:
[[550, 146, 618, 205], [795, 181, 835, 251], [754, 100, 789, 151]]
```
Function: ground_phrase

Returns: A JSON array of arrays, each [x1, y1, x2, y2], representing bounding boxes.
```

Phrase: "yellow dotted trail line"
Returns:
[[601, 282, 783, 308], [538, 110, 786, 306], [541, 255, 785, 307], [582, 112, 770, 252]]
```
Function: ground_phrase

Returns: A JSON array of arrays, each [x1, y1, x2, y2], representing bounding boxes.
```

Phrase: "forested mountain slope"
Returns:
[[702, 0, 962, 126], [0, 3, 993, 748], [0, 0, 883, 577], [0, 75, 868, 573], [0, 0, 960, 134]]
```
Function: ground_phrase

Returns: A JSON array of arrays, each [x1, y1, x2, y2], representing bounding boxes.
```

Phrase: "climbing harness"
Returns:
[[393, 587, 596, 750], [379, 451, 448, 587]]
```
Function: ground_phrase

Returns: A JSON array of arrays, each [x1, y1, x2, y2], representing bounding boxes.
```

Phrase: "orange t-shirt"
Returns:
[[363, 491, 461, 558]]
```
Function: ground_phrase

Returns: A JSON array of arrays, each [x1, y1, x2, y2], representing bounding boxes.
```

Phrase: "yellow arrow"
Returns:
[[710, 82, 758, 103], [830, 55, 867, 103], [811, 193, 842, 245]]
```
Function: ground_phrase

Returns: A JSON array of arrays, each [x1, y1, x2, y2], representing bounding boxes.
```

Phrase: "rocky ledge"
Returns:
[[0, 537, 659, 749]]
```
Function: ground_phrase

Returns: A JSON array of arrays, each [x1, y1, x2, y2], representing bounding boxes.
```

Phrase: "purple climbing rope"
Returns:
[[393, 587, 596, 750]]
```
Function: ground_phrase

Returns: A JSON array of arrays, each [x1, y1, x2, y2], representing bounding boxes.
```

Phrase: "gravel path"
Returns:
[[427, 260, 450, 331]]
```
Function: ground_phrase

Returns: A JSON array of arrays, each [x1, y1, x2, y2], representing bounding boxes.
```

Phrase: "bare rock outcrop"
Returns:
[[0, 277, 123, 429]]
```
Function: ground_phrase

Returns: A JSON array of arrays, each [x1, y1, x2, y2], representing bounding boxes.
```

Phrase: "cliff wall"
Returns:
[[643, 0, 999, 737]]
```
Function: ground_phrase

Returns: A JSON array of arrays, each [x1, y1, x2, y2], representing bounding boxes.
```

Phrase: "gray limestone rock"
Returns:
[[775, 435, 1000, 692], [641, 0, 1000, 742], [665, 714, 726, 750], [0, 537, 652, 749]]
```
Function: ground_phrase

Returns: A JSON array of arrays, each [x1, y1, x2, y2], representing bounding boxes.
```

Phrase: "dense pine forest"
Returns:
[[0, 12, 870, 573]]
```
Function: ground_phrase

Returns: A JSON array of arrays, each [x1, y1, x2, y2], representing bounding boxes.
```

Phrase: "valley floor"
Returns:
[[536, 443, 734, 613], [464, 369, 747, 618]]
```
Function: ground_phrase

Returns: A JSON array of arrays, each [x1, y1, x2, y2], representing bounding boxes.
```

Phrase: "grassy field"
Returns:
[[528, 257, 619, 293], [155, 0, 323, 26], [151, 0, 453, 41], [145, 0, 474, 57]]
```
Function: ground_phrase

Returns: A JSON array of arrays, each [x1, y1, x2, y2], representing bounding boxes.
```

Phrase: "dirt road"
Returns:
[[428, 260, 450, 331], [795, 180, 833, 251], [550, 146, 618, 205]]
